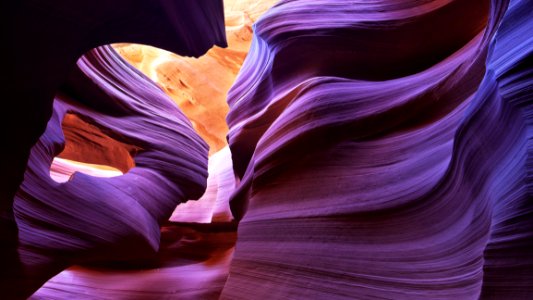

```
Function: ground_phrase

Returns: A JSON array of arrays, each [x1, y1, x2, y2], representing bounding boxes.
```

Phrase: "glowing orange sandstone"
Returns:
[[113, 0, 278, 156]]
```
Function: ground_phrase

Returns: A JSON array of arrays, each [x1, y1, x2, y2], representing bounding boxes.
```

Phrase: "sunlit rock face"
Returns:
[[221, 0, 533, 299], [113, 0, 278, 155]]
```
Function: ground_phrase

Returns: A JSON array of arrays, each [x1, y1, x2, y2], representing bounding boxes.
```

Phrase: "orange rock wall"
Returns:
[[114, 0, 279, 155]]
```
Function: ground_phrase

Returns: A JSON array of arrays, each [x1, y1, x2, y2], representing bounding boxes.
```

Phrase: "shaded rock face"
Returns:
[[17, 46, 211, 298], [2, 0, 533, 299], [2, 0, 226, 211], [33, 222, 238, 300], [1, 1, 226, 298], [221, 0, 533, 299]]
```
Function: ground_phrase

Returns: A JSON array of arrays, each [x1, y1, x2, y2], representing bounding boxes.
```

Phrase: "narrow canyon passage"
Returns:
[[29, 2, 277, 299], [2, 0, 532, 299]]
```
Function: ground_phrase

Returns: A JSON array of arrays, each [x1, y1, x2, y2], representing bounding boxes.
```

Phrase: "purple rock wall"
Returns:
[[1, 1, 225, 298], [1, 0, 533, 299], [221, 0, 533, 298]]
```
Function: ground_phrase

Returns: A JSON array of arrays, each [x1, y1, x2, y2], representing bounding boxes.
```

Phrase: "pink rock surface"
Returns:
[[171, 146, 236, 224]]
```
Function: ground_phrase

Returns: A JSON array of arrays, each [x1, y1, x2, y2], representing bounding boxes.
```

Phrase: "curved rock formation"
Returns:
[[32, 222, 237, 300], [55, 112, 139, 174], [50, 157, 124, 184], [16, 46, 209, 297], [221, 0, 533, 298], [34, 145, 236, 299], [113, 0, 279, 155], [170, 146, 236, 224], [478, 1, 533, 297], [2, 1, 225, 298], [3, 0, 533, 298]]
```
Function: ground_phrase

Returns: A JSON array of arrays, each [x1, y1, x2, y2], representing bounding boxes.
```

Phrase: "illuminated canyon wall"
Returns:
[[2, 0, 533, 299], [113, 0, 278, 155]]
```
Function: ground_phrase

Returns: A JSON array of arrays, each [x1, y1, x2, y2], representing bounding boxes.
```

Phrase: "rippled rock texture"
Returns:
[[2, 1, 226, 298], [222, 0, 533, 299], [18, 46, 213, 298], [3, 0, 533, 299]]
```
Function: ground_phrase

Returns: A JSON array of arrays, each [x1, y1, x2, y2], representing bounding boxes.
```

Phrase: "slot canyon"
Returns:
[[1, 0, 532, 299]]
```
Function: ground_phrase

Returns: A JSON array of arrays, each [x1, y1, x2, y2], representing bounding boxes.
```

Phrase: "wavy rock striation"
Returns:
[[32, 221, 237, 300], [2, 1, 226, 298], [2, 0, 532, 299], [33, 145, 236, 299], [478, 0, 533, 297], [17, 46, 210, 297], [221, 0, 533, 299], [170, 146, 236, 224]]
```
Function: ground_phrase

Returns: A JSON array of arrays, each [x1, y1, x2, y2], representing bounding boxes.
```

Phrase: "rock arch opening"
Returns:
[[50, 113, 138, 183]]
